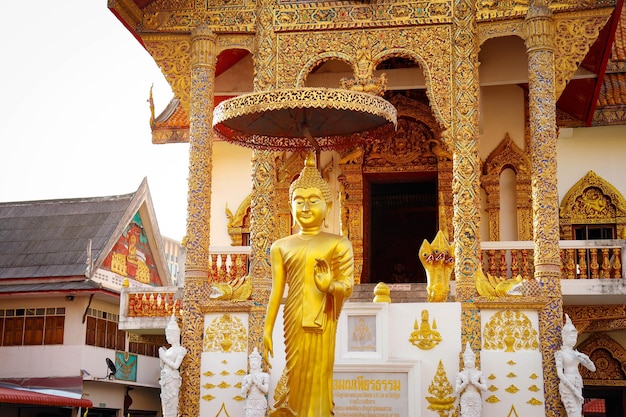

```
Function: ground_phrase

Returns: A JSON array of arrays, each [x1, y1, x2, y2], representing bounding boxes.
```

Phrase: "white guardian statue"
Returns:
[[555, 314, 596, 417], [455, 342, 487, 417], [159, 315, 187, 417], [242, 347, 270, 417]]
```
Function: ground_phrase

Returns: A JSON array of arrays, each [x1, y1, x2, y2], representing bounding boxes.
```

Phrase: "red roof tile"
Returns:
[[0, 386, 92, 408], [583, 398, 606, 414]]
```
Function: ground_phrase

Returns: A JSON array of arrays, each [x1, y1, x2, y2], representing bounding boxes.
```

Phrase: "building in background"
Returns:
[[0, 179, 174, 417], [162, 236, 185, 287]]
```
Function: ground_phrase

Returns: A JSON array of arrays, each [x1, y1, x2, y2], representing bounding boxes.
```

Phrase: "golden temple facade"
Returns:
[[110, 1, 626, 416]]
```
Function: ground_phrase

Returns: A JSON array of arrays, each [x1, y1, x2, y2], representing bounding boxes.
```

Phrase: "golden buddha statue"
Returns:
[[263, 153, 354, 417]]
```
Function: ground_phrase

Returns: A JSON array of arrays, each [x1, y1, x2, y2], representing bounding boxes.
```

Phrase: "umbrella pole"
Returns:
[[302, 125, 321, 171]]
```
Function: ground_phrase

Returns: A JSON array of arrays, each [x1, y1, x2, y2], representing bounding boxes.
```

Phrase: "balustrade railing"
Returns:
[[206, 246, 250, 284], [121, 247, 251, 319], [480, 240, 625, 280], [122, 242, 625, 319]]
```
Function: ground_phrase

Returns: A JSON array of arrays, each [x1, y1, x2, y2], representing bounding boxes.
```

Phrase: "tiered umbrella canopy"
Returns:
[[213, 87, 397, 152]]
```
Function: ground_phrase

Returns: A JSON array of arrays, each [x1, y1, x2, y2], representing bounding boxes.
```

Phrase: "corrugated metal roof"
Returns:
[[0, 194, 134, 279]]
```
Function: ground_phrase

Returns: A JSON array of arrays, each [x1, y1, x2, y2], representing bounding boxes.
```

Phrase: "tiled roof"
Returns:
[[0, 193, 134, 280], [593, 3, 626, 125], [583, 398, 605, 414], [151, 98, 190, 144], [151, 96, 233, 144], [0, 386, 92, 408]]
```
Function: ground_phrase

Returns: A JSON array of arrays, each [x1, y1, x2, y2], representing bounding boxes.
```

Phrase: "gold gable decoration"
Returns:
[[559, 170, 626, 238], [577, 333, 626, 386]]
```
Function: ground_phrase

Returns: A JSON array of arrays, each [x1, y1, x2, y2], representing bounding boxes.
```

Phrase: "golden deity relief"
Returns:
[[576, 187, 614, 218], [409, 309, 442, 350]]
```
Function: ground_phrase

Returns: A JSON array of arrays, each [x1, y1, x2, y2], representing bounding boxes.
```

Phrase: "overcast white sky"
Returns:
[[0, 1, 189, 240]]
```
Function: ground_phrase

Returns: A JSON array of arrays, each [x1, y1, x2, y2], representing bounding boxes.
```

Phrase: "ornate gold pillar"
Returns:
[[525, 3, 564, 417], [451, 0, 481, 347], [248, 0, 278, 350], [180, 24, 216, 417]]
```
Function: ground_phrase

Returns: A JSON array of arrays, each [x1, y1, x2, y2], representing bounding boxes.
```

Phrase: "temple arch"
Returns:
[[481, 133, 532, 241]]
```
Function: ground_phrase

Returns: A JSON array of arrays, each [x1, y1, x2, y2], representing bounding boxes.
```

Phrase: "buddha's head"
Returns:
[[289, 153, 332, 231]]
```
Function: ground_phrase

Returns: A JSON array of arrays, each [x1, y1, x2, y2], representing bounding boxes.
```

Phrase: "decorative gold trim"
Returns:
[[226, 195, 251, 246], [425, 360, 456, 416], [506, 404, 520, 417], [409, 309, 442, 350], [213, 87, 397, 151], [201, 300, 254, 314], [578, 333, 626, 385], [505, 384, 519, 393], [481, 133, 532, 241], [473, 297, 546, 310], [485, 395, 500, 403], [483, 310, 539, 352], [559, 170, 626, 237]]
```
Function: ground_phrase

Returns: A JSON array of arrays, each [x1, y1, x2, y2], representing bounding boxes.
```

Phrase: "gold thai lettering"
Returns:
[[333, 377, 402, 391]]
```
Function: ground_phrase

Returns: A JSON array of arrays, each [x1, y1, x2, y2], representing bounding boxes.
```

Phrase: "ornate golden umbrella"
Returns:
[[212, 87, 397, 152]]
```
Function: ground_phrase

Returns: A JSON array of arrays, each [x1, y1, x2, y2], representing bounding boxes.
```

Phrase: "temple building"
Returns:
[[106, 1, 626, 416], [0, 179, 176, 417]]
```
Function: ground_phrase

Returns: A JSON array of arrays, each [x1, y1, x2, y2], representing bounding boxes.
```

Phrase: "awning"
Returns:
[[0, 386, 92, 408]]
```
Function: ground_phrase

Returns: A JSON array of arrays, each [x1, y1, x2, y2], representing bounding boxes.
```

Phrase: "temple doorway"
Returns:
[[367, 175, 437, 284]]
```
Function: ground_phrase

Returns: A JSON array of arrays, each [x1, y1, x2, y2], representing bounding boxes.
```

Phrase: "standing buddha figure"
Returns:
[[263, 153, 354, 417]]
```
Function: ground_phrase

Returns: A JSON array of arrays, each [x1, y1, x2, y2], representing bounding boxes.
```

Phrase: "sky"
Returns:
[[0, 1, 189, 240]]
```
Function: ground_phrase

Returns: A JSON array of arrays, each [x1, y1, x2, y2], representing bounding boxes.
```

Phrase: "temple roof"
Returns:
[[0, 178, 170, 287], [114, 1, 626, 140], [151, 97, 189, 144]]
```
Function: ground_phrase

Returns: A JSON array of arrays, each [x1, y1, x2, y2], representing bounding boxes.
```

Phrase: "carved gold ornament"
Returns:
[[209, 275, 252, 302], [225, 195, 251, 246], [483, 310, 539, 352], [560, 170, 626, 238], [425, 360, 456, 417], [409, 309, 442, 350], [475, 268, 523, 298], [203, 314, 247, 352], [505, 384, 519, 394], [213, 87, 397, 151]]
